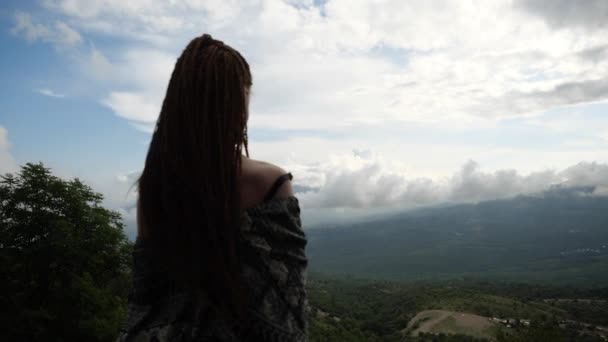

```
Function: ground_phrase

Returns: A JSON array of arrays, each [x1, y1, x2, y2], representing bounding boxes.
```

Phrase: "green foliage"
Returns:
[[310, 316, 380, 342], [0, 163, 132, 342], [547, 299, 608, 326], [497, 321, 606, 342], [307, 274, 608, 342]]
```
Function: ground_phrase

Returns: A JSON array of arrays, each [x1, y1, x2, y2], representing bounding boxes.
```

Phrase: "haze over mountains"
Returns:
[[307, 186, 608, 287]]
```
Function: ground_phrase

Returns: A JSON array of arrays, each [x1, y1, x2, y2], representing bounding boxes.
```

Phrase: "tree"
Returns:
[[0, 163, 132, 341]]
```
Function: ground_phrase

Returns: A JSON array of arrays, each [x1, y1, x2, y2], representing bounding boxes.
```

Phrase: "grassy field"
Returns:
[[405, 310, 499, 339]]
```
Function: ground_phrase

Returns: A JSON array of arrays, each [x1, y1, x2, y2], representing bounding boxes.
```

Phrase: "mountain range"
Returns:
[[307, 187, 608, 287]]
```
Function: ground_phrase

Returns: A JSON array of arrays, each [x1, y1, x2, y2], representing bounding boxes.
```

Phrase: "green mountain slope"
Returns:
[[307, 188, 608, 286]]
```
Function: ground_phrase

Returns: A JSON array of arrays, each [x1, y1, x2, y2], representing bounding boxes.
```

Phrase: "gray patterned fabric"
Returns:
[[117, 196, 308, 342]]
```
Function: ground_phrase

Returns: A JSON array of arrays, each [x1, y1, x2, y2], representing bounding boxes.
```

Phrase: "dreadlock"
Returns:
[[138, 33, 252, 318]]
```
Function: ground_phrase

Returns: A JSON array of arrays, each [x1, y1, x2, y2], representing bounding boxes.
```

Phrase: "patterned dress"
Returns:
[[117, 196, 308, 341]]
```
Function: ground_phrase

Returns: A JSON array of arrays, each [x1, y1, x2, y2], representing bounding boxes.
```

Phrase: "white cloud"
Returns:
[[12, 11, 82, 47], [53, 21, 83, 45], [116, 170, 141, 186], [447, 160, 559, 203], [75, 46, 115, 83], [101, 150, 608, 234], [0, 127, 18, 174], [12, 11, 52, 42], [515, 0, 608, 30], [593, 186, 608, 197], [89, 150, 608, 238], [34, 0, 608, 133], [561, 162, 608, 188], [98, 48, 175, 129], [102, 92, 160, 123], [36, 88, 66, 98], [294, 151, 608, 209]]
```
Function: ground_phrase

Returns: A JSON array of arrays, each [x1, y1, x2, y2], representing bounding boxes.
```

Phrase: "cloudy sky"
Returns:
[[1, 0, 608, 236]]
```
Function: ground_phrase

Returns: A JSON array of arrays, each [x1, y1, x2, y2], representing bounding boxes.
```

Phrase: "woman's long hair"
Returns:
[[138, 34, 252, 317]]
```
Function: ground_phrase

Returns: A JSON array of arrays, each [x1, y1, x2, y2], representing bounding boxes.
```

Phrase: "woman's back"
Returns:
[[118, 165, 307, 341]]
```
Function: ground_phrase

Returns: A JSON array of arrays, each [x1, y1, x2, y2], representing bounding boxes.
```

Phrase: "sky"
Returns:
[[1, 0, 608, 236]]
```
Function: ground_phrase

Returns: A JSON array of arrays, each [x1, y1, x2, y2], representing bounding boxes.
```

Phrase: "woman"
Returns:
[[118, 34, 308, 341]]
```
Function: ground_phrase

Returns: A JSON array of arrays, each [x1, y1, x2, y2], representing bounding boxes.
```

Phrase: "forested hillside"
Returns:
[[308, 188, 608, 286], [308, 274, 608, 341]]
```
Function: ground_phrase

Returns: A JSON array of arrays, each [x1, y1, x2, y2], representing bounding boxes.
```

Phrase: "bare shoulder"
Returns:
[[241, 157, 294, 205]]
